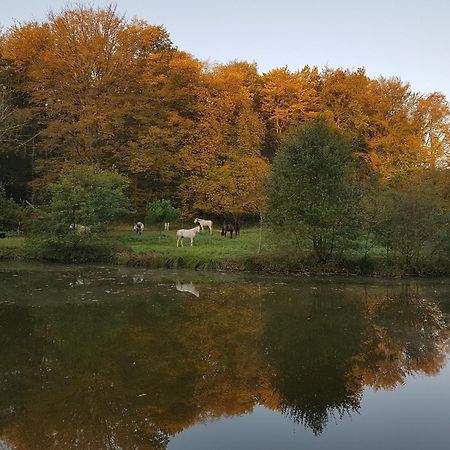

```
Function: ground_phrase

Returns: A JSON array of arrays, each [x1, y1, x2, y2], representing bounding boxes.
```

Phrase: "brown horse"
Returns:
[[221, 222, 240, 238]]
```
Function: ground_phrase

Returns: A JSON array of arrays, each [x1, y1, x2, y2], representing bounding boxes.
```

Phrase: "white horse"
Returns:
[[194, 218, 213, 234], [133, 222, 144, 235], [164, 222, 170, 231], [176, 281, 200, 297], [69, 224, 91, 235], [176, 226, 200, 247]]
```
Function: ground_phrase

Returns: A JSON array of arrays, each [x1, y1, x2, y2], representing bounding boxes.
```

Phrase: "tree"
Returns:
[[373, 171, 448, 268], [260, 66, 320, 157], [319, 67, 372, 145], [1, 4, 173, 198], [146, 199, 180, 231], [268, 117, 358, 259], [127, 50, 203, 211], [0, 185, 25, 230], [415, 92, 450, 169], [178, 61, 268, 217], [364, 77, 423, 183], [49, 165, 130, 233]]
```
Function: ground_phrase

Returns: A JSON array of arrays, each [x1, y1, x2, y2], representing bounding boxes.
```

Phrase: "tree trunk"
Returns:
[[257, 211, 263, 255]]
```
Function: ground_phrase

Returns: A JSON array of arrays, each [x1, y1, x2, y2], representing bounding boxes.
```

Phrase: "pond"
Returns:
[[0, 263, 450, 450]]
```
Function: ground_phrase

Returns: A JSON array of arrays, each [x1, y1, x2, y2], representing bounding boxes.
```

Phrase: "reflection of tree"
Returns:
[[0, 269, 449, 447], [262, 288, 366, 435], [352, 287, 449, 389], [0, 277, 269, 449]]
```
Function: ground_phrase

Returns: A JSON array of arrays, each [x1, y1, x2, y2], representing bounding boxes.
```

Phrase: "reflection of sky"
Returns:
[[170, 363, 450, 450], [1, 0, 449, 99]]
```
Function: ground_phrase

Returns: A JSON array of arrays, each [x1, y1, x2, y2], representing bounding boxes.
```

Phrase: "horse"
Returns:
[[221, 222, 240, 238], [133, 222, 144, 235], [176, 225, 201, 247], [69, 224, 91, 235], [164, 222, 170, 231], [194, 218, 213, 234]]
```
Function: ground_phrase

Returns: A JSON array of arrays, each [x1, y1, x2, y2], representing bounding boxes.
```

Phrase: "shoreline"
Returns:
[[1, 229, 448, 278], [1, 249, 448, 278]]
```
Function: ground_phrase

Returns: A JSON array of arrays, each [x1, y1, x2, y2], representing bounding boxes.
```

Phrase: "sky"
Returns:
[[1, 0, 449, 99]]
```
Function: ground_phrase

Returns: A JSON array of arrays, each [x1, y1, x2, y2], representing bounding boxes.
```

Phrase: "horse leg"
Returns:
[[209, 225, 212, 235], [190, 237, 194, 247]]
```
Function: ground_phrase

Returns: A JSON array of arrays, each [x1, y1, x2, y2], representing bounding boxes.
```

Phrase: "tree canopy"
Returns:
[[49, 165, 130, 233], [268, 118, 358, 259]]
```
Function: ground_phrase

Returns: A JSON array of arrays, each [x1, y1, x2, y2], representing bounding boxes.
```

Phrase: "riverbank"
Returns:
[[0, 227, 448, 277]]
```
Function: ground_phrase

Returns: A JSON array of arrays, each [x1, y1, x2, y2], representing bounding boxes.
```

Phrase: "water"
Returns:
[[0, 263, 449, 450]]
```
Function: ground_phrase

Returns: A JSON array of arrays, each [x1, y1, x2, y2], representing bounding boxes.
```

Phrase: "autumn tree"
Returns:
[[319, 67, 372, 144], [179, 61, 268, 217], [0, 52, 35, 200], [128, 51, 203, 210], [415, 92, 450, 168], [364, 77, 423, 182], [260, 66, 320, 157], [1, 4, 173, 196]]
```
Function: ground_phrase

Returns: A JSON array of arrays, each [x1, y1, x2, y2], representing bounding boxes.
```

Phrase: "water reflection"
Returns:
[[0, 266, 449, 449], [175, 281, 200, 297]]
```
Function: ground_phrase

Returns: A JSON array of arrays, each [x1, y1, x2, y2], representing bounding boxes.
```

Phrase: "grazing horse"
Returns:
[[176, 226, 201, 247], [194, 218, 213, 234], [133, 222, 144, 235], [69, 224, 91, 235], [221, 222, 240, 238]]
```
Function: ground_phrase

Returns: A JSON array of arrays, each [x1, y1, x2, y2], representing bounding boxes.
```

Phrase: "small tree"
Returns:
[[267, 117, 358, 260], [373, 172, 447, 268], [0, 186, 24, 231], [49, 165, 130, 234], [146, 199, 180, 233]]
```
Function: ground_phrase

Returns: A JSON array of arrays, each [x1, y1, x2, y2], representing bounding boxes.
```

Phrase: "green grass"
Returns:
[[0, 235, 26, 259], [1, 226, 447, 276], [115, 227, 261, 255], [110, 226, 267, 269], [0, 236, 25, 248]]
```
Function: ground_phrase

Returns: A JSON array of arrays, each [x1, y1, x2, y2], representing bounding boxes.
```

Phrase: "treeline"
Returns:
[[0, 4, 449, 272]]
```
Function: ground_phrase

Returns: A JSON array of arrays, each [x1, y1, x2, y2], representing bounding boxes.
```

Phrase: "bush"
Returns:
[[25, 235, 115, 263], [0, 187, 28, 231], [48, 165, 131, 234]]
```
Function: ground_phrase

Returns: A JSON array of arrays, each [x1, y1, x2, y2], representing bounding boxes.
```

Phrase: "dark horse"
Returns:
[[221, 222, 240, 238]]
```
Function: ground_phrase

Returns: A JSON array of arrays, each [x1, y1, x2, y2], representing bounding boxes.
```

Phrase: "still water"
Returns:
[[0, 263, 450, 450]]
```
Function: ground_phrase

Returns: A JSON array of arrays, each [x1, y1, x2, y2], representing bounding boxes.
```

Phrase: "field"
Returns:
[[0, 225, 447, 276], [110, 225, 269, 270]]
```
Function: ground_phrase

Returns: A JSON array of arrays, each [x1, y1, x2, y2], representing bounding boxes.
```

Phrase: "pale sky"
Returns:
[[2, 0, 449, 99]]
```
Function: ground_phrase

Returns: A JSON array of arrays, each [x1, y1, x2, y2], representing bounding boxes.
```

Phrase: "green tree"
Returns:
[[373, 171, 448, 269], [268, 117, 358, 260], [146, 199, 180, 231], [0, 186, 24, 230], [49, 165, 130, 233]]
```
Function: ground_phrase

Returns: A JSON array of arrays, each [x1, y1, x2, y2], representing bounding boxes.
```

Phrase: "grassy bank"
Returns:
[[0, 226, 448, 276]]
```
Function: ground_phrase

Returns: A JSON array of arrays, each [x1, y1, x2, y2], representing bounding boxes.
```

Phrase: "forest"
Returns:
[[0, 4, 449, 273]]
